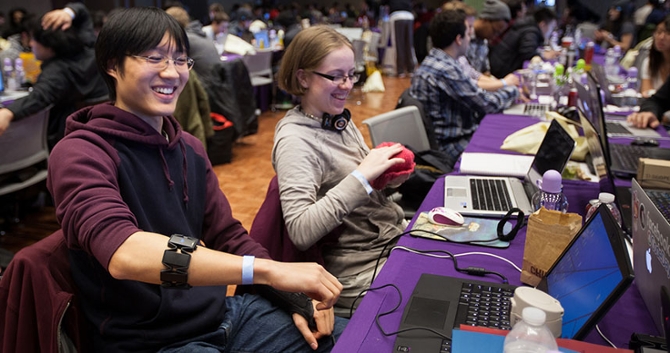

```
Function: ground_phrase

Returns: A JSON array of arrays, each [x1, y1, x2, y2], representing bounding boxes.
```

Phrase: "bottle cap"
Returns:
[[575, 59, 585, 70], [628, 66, 638, 78], [540, 170, 562, 193], [598, 192, 615, 204], [522, 306, 547, 326], [554, 63, 564, 76]]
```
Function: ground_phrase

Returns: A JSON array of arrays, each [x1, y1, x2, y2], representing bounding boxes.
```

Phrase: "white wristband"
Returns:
[[242, 255, 254, 285], [501, 78, 507, 87], [351, 169, 373, 194], [63, 7, 75, 19]]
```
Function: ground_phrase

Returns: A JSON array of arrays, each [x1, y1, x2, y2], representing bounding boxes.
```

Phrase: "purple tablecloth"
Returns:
[[333, 114, 667, 352]]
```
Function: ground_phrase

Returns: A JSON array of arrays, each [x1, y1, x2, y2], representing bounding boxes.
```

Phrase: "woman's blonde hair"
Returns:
[[277, 25, 353, 96]]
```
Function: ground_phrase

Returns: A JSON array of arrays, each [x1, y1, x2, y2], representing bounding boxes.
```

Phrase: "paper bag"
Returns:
[[521, 208, 583, 286]]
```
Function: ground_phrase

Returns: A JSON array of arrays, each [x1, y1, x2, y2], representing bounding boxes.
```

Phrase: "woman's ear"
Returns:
[[296, 69, 309, 89]]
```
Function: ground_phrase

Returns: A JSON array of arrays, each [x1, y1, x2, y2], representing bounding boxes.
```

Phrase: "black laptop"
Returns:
[[584, 72, 670, 178], [393, 204, 634, 352]]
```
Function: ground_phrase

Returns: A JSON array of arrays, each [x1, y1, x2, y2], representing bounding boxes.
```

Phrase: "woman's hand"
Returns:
[[627, 111, 660, 128], [356, 143, 405, 181]]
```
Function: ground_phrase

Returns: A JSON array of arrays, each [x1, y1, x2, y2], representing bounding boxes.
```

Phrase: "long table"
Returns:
[[333, 113, 668, 352]]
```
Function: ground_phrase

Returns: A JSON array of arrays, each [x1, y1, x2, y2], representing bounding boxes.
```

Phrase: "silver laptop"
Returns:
[[503, 102, 550, 118], [589, 64, 660, 138], [444, 119, 575, 217], [631, 178, 670, 334]]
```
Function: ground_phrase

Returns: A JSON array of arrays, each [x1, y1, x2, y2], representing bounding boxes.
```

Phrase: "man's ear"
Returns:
[[106, 59, 120, 79], [455, 33, 462, 46]]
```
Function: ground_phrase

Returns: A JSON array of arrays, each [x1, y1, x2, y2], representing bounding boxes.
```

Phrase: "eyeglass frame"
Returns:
[[311, 71, 360, 85], [130, 55, 195, 71]]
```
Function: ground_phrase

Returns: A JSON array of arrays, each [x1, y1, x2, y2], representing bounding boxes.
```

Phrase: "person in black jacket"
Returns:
[[627, 77, 670, 128], [489, 7, 559, 78], [0, 4, 108, 149]]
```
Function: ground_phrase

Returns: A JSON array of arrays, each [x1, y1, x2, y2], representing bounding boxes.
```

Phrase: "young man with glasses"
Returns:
[[46, 7, 346, 352]]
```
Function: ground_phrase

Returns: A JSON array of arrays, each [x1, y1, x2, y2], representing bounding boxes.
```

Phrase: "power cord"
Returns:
[[595, 324, 617, 348], [357, 283, 452, 341]]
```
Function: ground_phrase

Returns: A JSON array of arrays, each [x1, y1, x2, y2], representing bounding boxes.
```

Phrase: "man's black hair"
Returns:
[[28, 14, 85, 59], [504, 0, 525, 20], [533, 7, 557, 24], [95, 7, 189, 101], [429, 9, 467, 50]]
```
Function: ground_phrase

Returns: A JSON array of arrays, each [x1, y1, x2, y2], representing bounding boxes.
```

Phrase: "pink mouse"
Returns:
[[427, 207, 464, 226]]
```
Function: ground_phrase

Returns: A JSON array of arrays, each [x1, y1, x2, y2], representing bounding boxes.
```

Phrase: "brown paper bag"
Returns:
[[521, 207, 583, 286]]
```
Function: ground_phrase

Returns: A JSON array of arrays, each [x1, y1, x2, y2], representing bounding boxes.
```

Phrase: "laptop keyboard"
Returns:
[[470, 178, 513, 211], [523, 103, 548, 117], [647, 190, 670, 222], [606, 121, 632, 135], [610, 143, 644, 171], [440, 282, 514, 352]]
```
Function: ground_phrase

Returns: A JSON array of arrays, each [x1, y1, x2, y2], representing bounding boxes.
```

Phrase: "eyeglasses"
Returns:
[[312, 71, 360, 85], [131, 55, 195, 71]]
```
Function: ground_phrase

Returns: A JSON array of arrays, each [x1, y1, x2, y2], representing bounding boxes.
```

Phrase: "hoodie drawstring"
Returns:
[[179, 140, 189, 204], [158, 148, 175, 191], [158, 141, 190, 204]]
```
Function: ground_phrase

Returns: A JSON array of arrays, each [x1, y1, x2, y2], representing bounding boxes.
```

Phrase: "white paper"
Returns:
[[459, 153, 535, 178]]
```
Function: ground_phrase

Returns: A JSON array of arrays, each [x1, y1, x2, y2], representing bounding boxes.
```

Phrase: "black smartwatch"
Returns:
[[160, 234, 198, 289]]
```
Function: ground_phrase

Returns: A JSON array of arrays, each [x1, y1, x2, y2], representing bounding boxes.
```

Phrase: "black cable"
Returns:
[[355, 283, 451, 341]]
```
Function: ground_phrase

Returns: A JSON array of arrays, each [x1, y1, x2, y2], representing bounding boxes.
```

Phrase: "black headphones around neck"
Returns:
[[300, 106, 351, 132], [321, 109, 351, 132]]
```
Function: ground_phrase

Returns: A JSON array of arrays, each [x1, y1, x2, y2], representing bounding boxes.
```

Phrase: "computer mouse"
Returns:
[[427, 207, 465, 226], [631, 137, 659, 147]]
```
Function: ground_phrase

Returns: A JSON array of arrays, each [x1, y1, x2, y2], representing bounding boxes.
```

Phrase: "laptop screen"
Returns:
[[541, 205, 634, 339], [524, 119, 575, 196]]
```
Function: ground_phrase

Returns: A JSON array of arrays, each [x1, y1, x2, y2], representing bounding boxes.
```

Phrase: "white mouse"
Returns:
[[427, 207, 464, 226]]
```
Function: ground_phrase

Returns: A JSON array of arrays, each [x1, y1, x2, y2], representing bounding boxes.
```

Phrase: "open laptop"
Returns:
[[503, 101, 551, 118], [393, 204, 634, 352], [582, 72, 670, 178], [632, 178, 670, 334], [586, 68, 660, 138], [444, 119, 575, 218], [578, 107, 635, 235]]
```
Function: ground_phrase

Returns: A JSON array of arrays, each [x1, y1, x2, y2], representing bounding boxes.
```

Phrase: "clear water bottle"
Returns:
[[504, 307, 559, 353], [3, 57, 15, 90], [14, 58, 25, 87], [626, 66, 639, 91], [604, 48, 619, 78], [585, 192, 622, 227], [531, 170, 569, 213]]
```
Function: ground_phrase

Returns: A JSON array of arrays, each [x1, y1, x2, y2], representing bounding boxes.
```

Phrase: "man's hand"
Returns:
[[627, 111, 660, 129], [292, 301, 335, 350], [42, 9, 73, 31], [256, 259, 342, 309], [502, 73, 520, 87], [0, 108, 14, 136]]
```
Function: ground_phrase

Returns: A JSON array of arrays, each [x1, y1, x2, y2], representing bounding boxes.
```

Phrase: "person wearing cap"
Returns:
[[466, 0, 511, 75], [489, 7, 559, 78], [409, 9, 519, 169]]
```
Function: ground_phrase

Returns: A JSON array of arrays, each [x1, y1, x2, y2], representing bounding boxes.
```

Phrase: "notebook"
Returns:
[[583, 69, 660, 139], [393, 204, 634, 352], [444, 119, 575, 218], [582, 72, 670, 178], [631, 178, 670, 334]]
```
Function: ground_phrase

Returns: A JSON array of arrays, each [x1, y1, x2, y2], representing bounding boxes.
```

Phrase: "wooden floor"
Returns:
[[0, 76, 412, 259]]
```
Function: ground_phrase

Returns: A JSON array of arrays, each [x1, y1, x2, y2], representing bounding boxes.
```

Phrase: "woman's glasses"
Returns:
[[312, 71, 360, 85]]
